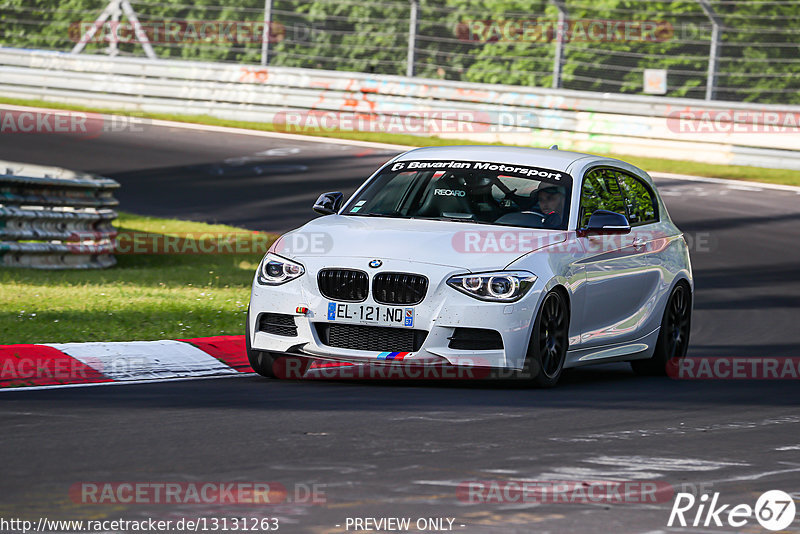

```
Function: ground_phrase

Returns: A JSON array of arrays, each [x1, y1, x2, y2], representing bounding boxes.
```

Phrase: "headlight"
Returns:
[[447, 271, 537, 302], [257, 253, 305, 286]]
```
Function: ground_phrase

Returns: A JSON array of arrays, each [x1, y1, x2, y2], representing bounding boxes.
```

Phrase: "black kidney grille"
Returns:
[[318, 269, 368, 302], [314, 323, 428, 352], [372, 272, 428, 305], [258, 313, 297, 337]]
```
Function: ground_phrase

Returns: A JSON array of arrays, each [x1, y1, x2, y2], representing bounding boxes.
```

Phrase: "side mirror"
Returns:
[[578, 210, 631, 236], [313, 192, 344, 215]]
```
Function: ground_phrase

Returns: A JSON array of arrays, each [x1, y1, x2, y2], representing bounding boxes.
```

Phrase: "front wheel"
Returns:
[[522, 290, 569, 388], [631, 281, 692, 376], [246, 310, 311, 379]]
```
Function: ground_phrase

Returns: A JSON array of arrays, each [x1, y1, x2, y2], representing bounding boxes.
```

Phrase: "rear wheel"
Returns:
[[523, 290, 569, 388], [246, 309, 311, 379], [631, 282, 692, 376]]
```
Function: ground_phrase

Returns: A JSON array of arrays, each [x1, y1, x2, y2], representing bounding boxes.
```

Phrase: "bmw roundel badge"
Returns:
[[369, 259, 383, 268]]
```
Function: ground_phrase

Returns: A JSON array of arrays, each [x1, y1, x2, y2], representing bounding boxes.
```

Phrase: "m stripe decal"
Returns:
[[377, 352, 410, 360]]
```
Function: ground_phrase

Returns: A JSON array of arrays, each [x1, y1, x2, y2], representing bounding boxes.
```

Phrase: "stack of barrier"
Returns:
[[0, 161, 119, 268]]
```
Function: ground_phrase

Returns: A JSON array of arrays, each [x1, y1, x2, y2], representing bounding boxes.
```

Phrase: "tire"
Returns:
[[522, 289, 570, 388], [246, 309, 311, 379], [631, 281, 692, 376]]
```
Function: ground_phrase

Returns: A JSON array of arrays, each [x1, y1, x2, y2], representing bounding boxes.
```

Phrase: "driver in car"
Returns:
[[534, 185, 567, 228]]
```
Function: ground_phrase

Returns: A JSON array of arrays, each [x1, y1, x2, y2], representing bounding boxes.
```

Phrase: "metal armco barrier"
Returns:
[[0, 160, 119, 269], [0, 47, 799, 170]]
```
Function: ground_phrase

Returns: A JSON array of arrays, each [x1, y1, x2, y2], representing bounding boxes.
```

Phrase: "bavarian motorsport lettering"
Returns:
[[389, 160, 568, 182]]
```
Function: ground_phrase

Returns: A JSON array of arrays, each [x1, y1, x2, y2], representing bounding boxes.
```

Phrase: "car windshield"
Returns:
[[343, 159, 573, 230]]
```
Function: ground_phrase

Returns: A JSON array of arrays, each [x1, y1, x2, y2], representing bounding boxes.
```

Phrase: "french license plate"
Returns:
[[327, 302, 415, 327]]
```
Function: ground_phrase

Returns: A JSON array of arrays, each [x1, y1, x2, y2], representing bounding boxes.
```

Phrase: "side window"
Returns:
[[616, 172, 659, 225], [579, 168, 627, 228]]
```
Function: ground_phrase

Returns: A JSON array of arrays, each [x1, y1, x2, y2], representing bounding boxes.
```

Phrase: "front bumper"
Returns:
[[249, 259, 542, 370]]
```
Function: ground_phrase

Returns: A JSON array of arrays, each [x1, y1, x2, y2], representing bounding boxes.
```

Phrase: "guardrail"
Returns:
[[1, 47, 799, 170], [0, 160, 119, 269]]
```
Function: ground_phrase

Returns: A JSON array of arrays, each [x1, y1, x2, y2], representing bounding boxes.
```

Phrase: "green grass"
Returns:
[[2, 95, 799, 186], [0, 213, 277, 344]]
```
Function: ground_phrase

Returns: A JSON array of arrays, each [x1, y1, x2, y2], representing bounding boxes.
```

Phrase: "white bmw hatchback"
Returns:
[[247, 146, 692, 387]]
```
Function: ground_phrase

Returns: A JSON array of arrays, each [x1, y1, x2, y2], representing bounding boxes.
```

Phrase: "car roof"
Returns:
[[394, 145, 605, 173]]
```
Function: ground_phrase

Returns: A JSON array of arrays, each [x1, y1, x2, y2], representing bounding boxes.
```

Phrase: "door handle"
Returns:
[[632, 237, 647, 249]]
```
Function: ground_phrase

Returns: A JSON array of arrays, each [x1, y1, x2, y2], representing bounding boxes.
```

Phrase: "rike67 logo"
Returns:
[[669, 490, 796, 531]]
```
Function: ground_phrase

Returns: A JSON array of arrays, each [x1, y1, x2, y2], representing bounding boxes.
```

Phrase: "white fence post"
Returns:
[[407, 0, 418, 77], [697, 0, 721, 101], [551, 0, 567, 89], [261, 0, 274, 66]]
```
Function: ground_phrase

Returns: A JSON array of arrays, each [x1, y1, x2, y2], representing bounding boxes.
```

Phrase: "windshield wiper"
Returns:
[[413, 216, 490, 225], [351, 212, 410, 218], [350, 213, 496, 225]]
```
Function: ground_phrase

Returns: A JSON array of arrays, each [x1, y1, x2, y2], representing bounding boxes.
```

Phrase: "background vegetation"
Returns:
[[0, 212, 275, 344], [1, 0, 798, 103]]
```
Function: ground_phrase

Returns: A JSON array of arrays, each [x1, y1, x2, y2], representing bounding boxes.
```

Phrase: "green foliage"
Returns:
[[0, 0, 797, 103], [0, 212, 276, 344]]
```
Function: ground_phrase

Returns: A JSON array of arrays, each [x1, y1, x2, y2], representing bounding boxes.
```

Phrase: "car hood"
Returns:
[[274, 215, 568, 271]]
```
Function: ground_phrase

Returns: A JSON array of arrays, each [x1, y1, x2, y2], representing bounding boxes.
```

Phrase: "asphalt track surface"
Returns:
[[2, 118, 800, 533]]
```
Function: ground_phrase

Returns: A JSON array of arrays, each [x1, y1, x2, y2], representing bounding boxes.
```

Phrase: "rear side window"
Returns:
[[579, 168, 627, 228], [616, 172, 659, 225]]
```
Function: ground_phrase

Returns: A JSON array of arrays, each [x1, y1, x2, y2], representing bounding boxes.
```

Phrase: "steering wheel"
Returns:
[[520, 209, 547, 219], [542, 210, 561, 228], [516, 209, 560, 228]]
